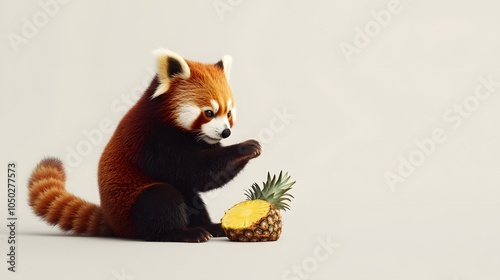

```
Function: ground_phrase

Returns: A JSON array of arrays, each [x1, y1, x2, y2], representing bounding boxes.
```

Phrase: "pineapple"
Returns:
[[221, 171, 295, 242]]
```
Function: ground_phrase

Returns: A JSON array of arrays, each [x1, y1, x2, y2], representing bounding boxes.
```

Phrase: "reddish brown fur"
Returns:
[[28, 158, 113, 236], [160, 60, 235, 129], [97, 61, 233, 238], [28, 57, 238, 239]]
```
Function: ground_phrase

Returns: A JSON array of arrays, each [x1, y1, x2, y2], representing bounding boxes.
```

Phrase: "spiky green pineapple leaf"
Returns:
[[245, 171, 296, 211], [244, 183, 262, 200]]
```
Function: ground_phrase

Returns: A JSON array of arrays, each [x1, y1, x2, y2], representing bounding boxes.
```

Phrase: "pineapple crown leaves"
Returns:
[[244, 171, 296, 211]]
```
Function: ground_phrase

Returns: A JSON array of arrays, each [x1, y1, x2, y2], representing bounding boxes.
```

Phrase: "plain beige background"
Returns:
[[1, 0, 500, 279]]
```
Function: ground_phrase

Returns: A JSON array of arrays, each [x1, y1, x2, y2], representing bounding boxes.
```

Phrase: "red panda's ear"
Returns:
[[215, 55, 232, 81], [152, 48, 191, 98]]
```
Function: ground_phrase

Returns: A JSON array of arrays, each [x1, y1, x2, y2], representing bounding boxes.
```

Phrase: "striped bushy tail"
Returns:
[[28, 157, 113, 236]]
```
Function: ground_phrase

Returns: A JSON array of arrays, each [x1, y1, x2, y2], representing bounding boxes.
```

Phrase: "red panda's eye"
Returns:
[[227, 111, 231, 118], [204, 110, 214, 118]]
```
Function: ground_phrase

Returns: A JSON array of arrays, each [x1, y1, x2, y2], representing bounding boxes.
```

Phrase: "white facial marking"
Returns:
[[231, 107, 237, 121], [198, 99, 234, 144], [210, 100, 219, 114], [176, 104, 200, 130], [200, 116, 231, 144]]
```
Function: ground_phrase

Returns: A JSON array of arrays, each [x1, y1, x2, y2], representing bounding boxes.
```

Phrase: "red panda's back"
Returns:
[[98, 100, 156, 238]]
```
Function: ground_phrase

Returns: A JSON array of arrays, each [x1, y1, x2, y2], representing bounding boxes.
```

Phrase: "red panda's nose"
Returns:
[[221, 128, 231, 139]]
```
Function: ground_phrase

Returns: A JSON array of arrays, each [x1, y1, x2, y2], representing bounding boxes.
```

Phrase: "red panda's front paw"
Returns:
[[180, 227, 212, 242], [237, 140, 262, 159], [204, 223, 225, 237]]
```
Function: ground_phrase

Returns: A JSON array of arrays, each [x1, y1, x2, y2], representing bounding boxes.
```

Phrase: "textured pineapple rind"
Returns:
[[222, 204, 283, 242]]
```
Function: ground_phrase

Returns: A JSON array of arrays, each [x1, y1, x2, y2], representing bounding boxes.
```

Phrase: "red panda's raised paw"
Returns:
[[237, 139, 262, 160]]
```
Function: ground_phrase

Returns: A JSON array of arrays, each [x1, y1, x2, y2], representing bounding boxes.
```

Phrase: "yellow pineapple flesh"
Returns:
[[222, 200, 282, 241], [221, 171, 295, 242]]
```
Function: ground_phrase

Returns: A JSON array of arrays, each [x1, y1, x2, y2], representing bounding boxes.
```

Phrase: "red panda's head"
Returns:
[[151, 49, 236, 145]]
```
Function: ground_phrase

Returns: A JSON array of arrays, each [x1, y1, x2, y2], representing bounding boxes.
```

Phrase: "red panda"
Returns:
[[28, 49, 262, 242]]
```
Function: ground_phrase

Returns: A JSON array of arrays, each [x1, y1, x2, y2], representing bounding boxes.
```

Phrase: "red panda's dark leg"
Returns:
[[196, 139, 262, 192], [186, 192, 225, 237], [131, 184, 212, 242]]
